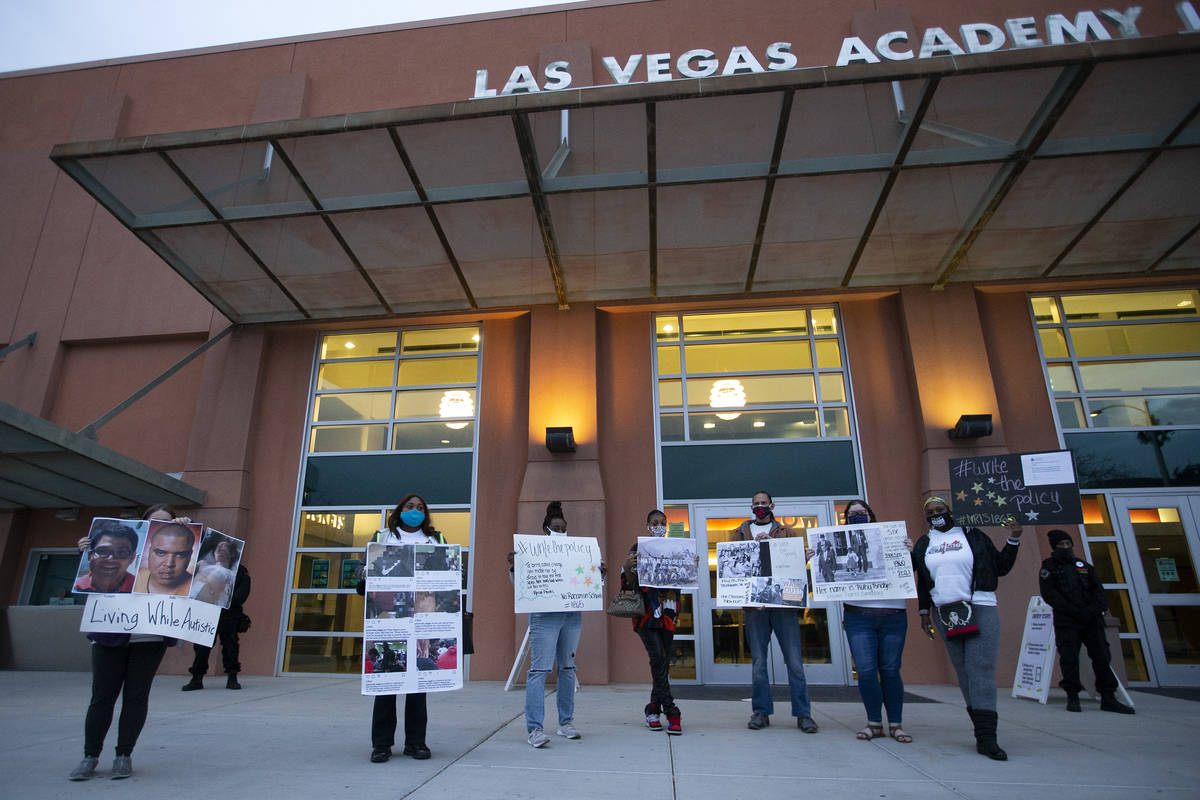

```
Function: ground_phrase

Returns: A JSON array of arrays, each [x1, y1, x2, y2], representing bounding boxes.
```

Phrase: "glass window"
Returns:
[[1121, 638, 1150, 682], [309, 424, 387, 453], [1046, 364, 1078, 393], [1154, 606, 1200, 664], [288, 593, 365, 633], [823, 408, 850, 437], [657, 346, 681, 374], [689, 409, 819, 440], [1039, 328, 1069, 358], [1081, 495, 1113, 536], [400, 327, 480, 355], [1105, 589, 1138, 633], [1059, 289, 1198, 323], [814, 339, 841, 369], [685, 341, 812, 373], [684, 375, 814, 407], [819, 373, 845, 402], [1031, 296, 1061, 324], [397, 356, 477, 387], [393, 421, 474, 450], [394, 388, 477, 419], [655, 315, 680, 342], [298, 512, 383, 549], [293, 553, 365, 590], [659, 380, 683, 409], [1128, 505, 1199, 594], [659, 413, 684, 442], [1071, 322, 1200, 358], [22, 551, 84, 605], [668, 639, 696, 680], [434, 511, 472, 546], [810, 308, 838, 335], [681, 310, 807, 340], [283, 635, 363, 674], [314, 392, 392, 422], [1056, 398, 1085, 428], [1088, 395, 1200, 427], [1088, 541, 1126, 584], [1078, 359, 1200, 393], [317, 361, 394, 390], [320, 332, 397, 360]]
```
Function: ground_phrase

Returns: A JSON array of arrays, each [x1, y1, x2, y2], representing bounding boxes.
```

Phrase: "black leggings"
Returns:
[[371, 693, 428, 748], [84, 640, 168, 757], [636, 625, 677, 715]]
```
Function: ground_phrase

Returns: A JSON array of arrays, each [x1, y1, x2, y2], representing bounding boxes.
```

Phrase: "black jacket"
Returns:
[[1039, 552, 1107, 625], [914, 527, 1020, 613]]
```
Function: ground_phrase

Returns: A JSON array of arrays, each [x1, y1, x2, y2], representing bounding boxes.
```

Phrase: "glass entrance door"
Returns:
[[693, 502, 846, 684], [1113, 495, 1200, 686]]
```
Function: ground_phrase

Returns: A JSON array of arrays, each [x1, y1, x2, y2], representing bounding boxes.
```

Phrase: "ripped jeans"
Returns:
[[524, 611, 583, 731]]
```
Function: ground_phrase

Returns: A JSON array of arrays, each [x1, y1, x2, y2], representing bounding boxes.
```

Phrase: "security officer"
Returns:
[[1038, 530, 1133, 714]]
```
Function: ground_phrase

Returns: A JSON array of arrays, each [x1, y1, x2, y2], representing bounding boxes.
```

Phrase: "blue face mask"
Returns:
[[400, 509, 425, 528], [848, 513, 870, 524]]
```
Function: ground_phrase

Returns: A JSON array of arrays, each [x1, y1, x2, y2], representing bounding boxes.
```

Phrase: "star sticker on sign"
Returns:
[[1026, 510, 1040, 521], [971, 482, 984, 493]]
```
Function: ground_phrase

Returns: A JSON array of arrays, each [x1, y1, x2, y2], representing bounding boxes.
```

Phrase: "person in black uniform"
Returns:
[[183, 563, 251, 690], [1038, 529, 1133, 714]]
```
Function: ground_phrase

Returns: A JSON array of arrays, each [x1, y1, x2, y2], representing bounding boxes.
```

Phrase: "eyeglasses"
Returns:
[[92, 548, 133, 560]]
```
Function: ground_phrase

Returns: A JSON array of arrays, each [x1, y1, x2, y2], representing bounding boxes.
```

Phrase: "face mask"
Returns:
[[1053, 547, 1074, 560], [400, 509, 425, 528], [928, 514, 953, 532], [752, 506, 771, 520], [847, 513, 870, 524], [547, 527, 567, 537], [649, 524, 667, 537]]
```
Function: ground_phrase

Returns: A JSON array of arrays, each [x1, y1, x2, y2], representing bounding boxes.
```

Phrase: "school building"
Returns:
[[1, 0, 1198, 690]]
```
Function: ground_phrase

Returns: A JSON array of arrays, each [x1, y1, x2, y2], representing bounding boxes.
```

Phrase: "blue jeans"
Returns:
[[745, 608, 811, 718], [525, 612, 583, 731], [843, 608, 907, 724]]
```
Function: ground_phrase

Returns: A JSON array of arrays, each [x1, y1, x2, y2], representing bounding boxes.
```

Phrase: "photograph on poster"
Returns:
[[716, 539, 807, 608], [636, 536, 698, 589], [807, 522, 917, 602], [72, 518, 148, 595], [189, 530, 245, 608], [809, 529, 886, 584], [134, 520, 203, 596], [365, 640, 408, 673], [415, 590, 460, 614], [368, 591, 415, 620], [417, 638, 458, 670], [368, 543, 415, 578], [415, 544, 455, 572], [717, 540, 764, 579]]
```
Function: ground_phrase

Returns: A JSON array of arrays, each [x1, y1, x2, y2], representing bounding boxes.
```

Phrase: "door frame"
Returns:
[[691, 501, 849, 685], [1112, 493, 1200, 687]]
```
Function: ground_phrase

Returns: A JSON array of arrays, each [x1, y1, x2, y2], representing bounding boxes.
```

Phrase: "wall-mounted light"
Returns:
[[710, 379, 746, 420], [948, 414, 993, 439], [439, 390, 473, 429], [545, 426, 576, 453]]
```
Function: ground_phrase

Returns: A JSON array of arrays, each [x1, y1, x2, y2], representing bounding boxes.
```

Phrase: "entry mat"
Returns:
[[671, 685, 940, 703], [1130, 687, 1200, 703]]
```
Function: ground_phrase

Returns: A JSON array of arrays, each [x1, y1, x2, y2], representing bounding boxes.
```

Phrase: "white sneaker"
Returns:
[[527, 729, 549, 748], [556, 723, 581, 739]]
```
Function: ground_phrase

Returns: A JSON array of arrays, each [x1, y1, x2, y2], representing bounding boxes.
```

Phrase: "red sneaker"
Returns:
[[666, 711, 682, 735], [645, 713, 663, 731]]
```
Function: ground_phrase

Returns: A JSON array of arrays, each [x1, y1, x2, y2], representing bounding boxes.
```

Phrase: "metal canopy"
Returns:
[[0, 402, 206, 511], [50, 36, 1200, 324]]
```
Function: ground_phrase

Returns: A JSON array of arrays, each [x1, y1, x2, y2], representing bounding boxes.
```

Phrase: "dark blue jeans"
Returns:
[[843, 608, 907, 724], [745, 608, 811, 718]]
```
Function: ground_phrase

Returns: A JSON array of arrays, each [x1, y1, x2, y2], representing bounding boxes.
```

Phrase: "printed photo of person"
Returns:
[[134, 520, 201, 596], [414, 545, 450, 572], [367, 640, 408, 673], [717, 540, 762, 579], [416, 638, 457, 670], [72, 518, 147, 594], [189, 531, 244, 607], [367, 543, 415, 578]]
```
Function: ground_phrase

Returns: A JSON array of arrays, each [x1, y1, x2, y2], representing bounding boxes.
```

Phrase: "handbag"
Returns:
[[606, 588, 645, 619], [936, 600, 978, 638]]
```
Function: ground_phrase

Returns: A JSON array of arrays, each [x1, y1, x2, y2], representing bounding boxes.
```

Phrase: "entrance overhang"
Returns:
[[0, 401, 206, 511], [49, 35, 1200, 324]]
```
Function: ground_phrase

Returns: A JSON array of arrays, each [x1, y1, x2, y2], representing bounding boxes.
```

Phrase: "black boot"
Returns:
[[1099, 691, 1134, 714], [226, 672, 241, 690], [182, 675, 203, 691], [1065, 691, 1081, 712], [969, 709, 1007, 760]]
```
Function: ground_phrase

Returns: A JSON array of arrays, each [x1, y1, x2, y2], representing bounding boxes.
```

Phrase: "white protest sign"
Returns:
[[636, 536, 698, 589], [513, 534, 604, 613], [715, 538, 809, 608], [808, 521, 916, 603], [1012, 595, 1057, 703], [81, 593, 220, 646]]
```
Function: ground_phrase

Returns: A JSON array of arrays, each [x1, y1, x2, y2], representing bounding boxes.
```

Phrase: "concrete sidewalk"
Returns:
[[2, 670, 1195, 799]]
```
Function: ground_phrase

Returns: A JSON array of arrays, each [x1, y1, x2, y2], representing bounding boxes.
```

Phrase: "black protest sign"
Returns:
[[948, 450, 1083, 526]]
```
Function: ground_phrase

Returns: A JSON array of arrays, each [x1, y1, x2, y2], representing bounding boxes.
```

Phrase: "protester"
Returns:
[[620, 509, 683, 734], [357, 494, 442, 763], [915, 496, 1022, 760], [182, 553, 251, 692], [69, 504, 183, 781], [133, 520, 196, 596], [733, 490, 818, 734], [1039, 529, 1134, 714], [513, 501, 605, 748], [72, 520, 139, 594], [839, 500, 914, 743]]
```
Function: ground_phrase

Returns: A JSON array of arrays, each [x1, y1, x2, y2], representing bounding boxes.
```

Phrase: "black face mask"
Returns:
[[927, 514, 954, 532], [1052, 547, 1074, 561]]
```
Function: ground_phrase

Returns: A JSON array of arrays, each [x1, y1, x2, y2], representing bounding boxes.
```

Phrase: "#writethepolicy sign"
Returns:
[[949, 450, 1083, 526], [512, 534, 604, 613]]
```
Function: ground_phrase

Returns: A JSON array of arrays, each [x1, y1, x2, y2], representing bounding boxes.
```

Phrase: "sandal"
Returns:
[[856, 723, 884, 740], [888, 724, 913, 743]]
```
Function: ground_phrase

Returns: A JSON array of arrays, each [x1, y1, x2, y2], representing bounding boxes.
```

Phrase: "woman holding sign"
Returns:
[[839, 500, 914, 744], [69, 504, 182, 781], [359, 494, 443, 764], [914, 496, 1022, 761]]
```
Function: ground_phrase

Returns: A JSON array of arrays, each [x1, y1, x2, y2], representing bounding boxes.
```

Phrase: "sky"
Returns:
[[0, 0, 580, 74]]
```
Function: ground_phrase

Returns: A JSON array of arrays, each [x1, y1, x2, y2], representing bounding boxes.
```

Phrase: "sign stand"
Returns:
[[504, 626, 530, 691], [1013, 596, 1057, 703]]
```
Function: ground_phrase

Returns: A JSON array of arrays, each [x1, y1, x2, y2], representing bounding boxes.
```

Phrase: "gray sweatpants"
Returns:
[[934, 603, 1000, 712]]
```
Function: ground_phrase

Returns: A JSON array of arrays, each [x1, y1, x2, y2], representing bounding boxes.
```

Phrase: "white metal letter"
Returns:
[[766, 42, 798, 70], [677, 49, 718, 78], [646, 52, 673, 82], [603, 54, 643, 84], [721, 45, 765, 75], [1101, 7, 1144, 37], [473, 69, 497, 98], [1178, 1, 1200, 32], [501, 65, 540, 95], [1046, 12, 1111, 44], [836, 36, 881, 66], [918, 27, 966, 58], [1005, 16, 1045, 48], [877, 30, 914, 60], [543, 61, 573, 91], [960, 22, 1007, 53]]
